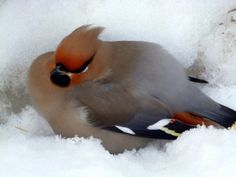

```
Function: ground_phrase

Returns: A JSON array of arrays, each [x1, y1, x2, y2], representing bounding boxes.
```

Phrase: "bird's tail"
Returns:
[[193, 104, 236, 129]]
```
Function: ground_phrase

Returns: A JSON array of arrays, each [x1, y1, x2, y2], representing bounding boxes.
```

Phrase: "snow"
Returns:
[[1, 0, 236, 177]]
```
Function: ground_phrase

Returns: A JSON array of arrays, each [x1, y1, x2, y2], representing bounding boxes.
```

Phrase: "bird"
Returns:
[[28, 25, 236, 153]]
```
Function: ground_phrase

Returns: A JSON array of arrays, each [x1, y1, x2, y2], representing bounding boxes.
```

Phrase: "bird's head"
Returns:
[[50, 25, 107, 87]]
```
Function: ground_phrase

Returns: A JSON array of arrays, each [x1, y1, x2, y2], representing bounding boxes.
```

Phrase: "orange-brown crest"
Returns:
[[55, 25, 104, 71]]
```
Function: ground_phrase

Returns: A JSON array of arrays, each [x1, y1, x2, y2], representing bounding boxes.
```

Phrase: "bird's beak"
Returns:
[[50, 64, 71, 87]]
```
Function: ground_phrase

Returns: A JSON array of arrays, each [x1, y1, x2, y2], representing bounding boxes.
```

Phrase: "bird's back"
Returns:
[[74, 41, 219, 127], [108, 41, 219, 112]]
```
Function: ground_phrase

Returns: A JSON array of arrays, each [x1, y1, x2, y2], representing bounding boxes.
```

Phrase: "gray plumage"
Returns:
[[28, 25, 236, 153]]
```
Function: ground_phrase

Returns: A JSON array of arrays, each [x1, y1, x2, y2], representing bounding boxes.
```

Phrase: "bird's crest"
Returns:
[[70, 25, 104, 41], [55, 25, 104, 72]]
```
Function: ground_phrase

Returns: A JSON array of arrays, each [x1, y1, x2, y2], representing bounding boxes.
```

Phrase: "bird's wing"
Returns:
[[76, 80, 236, 139], [103, 113, 196, 139], [102, 102, 236, 140], [100, 95, 198, 140]]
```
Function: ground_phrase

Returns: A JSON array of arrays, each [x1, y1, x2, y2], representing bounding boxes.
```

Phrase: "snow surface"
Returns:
[[1, 1, 236, 177]]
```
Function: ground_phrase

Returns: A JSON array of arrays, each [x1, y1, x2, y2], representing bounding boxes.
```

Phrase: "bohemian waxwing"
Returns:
[[28, 25, 236, 153]]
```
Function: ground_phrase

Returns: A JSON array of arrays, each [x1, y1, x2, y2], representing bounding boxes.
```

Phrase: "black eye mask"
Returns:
[[50, 64, 71, 87], [50, 57, 93, 87]]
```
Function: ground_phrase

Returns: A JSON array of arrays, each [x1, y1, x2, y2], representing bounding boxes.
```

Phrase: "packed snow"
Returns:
[[1, 1, 236, 177]]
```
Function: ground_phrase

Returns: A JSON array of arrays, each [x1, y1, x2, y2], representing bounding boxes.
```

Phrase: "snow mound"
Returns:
[[190, 9, 236, 86], [1, 119, 236, 177]]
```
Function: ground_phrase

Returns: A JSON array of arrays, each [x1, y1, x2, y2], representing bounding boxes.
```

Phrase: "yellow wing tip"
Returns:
[[229, 122, 236, 130]]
